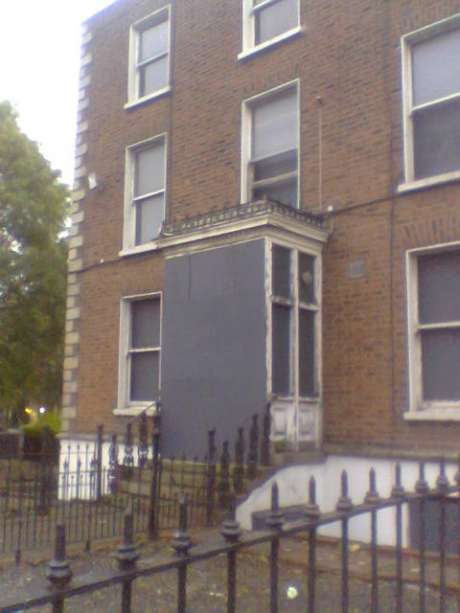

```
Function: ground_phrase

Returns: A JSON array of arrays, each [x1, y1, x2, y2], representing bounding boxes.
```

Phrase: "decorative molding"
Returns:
[[162, 200, 326, 238]]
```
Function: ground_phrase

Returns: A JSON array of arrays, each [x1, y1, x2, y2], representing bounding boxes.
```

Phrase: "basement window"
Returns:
[[242, 82, 299, 207], [407, 246, 460, 418], [401, 14, 460, 188], [127, 6, 171, 107], [118, 293, 162, 411]]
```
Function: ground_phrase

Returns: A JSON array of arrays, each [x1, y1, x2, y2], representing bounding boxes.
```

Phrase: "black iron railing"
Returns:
[[0, 403, 273, 560], [2, 457, 459, 613]]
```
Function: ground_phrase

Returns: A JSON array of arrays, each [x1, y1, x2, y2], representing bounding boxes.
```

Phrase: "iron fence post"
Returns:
[[365, 468, 381, 613], [233, 427, 245, 495], [219, 441, 231, 509], [247, 414, 259, 480], [138, 411, 148, 469], [391, 463, 405, 613], [261, 402, 271, 467], [96, 425, 103, 501], [266, 482, 283, 613], [415, 461, 429, 613], [172, 495, 192, 613], [305, 477, 320, 613], [206, 429, 217, 527], [116, 509, 139, 613], [337, 471, 353, 613], [221, 496, 241, 613], [436, 458, 449, 613], [108, 434, 119, 495], [47, 525, 73, 613], [148, 430, 161, 540]]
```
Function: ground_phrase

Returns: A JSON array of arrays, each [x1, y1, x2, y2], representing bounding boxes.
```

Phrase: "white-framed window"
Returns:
[[241, 81, 300, 208], [401, 14, 460, 187], [123, 135, 167, 252], [241, 0, 301, 56], [127, 6, 171, 107], [118, 293, 162, 412], [269, 242, 320, 399], [407, 244, 460, 419]]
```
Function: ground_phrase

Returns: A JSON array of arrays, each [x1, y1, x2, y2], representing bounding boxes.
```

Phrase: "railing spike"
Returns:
[[266, 482, 283, 530], [364, 467, 380, 505], [336, 470, 353, 512], [305, 476, 320, 519], [436, 457, 449, 494], [391, 462, 405, 498], [415, 461, 429, 495]]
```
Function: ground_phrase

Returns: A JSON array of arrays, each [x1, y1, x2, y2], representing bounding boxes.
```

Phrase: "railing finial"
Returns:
[[266, 482, 283, 530], [364, 468, 380, 505], [336, 470, 353, 512], [305, 476, 320, 519]]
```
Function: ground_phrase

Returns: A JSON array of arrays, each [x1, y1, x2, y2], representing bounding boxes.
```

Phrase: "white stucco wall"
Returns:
[[236, 455, 458, 547]]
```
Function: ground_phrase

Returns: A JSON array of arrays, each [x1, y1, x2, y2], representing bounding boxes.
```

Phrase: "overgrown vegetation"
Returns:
[[0, 102, 69, 425]]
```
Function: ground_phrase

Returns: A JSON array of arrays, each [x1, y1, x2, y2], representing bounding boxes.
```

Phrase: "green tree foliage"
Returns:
[[0, 102, 69, 423]]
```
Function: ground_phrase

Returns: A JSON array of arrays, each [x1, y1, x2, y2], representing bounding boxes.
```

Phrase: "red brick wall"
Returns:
[[73, 0, 460, 453]]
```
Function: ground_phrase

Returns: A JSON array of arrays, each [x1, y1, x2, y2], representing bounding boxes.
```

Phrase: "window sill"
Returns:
[[238, 26, 304, 62], [119, 242, 161, 257], [398, 170, 460, 194], [124, 86, 171, 110], [114, 405, 158, 417], [404, 408, 460, 422]]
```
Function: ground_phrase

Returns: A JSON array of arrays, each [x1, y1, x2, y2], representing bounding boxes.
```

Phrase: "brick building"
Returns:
[[63, 0, 460, 518]]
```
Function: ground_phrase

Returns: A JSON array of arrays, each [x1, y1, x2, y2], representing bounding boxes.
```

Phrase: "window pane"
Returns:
[[299, 253, 315, 303], [254, 150, 297, 181], [130, 352, 159, 402], [139, 56, 168, 97], [131, 299, 161, 348], [418, 251, 460, 324], [253, 177, 297, 207], [412, 28, 460, 106], [413, 99, 460, 179], [272, 304, 291, 395], [255, 0, 298, 46], [135, 194, 165, 245], [421, 329, 460, 401], [272, 245, 291, 298], [139, 19, 169, 62], [299, 309, 315, 397], [252, 88, 297, 160], [135, 143, 165, 197]]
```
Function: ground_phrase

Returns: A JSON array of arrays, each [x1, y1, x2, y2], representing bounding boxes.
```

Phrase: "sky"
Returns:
[[0, 1, 117, 187]]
